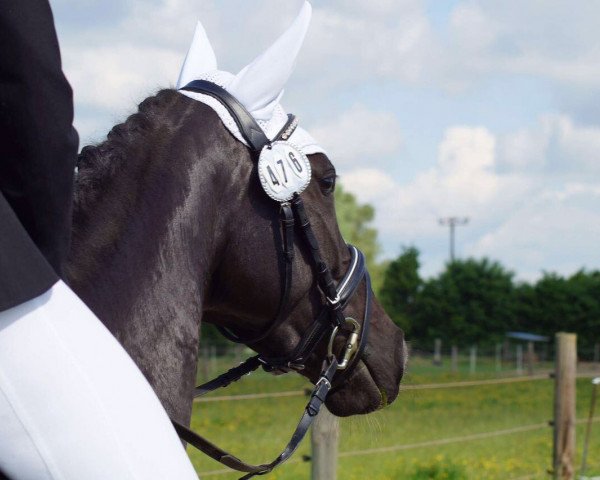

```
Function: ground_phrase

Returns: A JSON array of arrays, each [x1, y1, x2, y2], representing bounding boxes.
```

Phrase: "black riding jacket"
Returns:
[[0, 0, 78, 311]]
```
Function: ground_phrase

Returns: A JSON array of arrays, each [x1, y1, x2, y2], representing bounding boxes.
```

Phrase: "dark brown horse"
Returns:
[[65, 87, 406, 431]]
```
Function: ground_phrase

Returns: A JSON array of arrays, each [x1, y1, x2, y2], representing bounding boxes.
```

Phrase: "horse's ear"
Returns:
[[228, 1, 311, 121], [176, 21, 218, 89]]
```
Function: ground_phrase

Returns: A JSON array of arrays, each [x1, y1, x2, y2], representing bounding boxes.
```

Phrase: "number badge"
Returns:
[[257, 141, 311, 202]]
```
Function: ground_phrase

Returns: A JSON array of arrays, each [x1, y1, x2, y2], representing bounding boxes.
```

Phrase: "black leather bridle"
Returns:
[[173, 80, 373, 479]]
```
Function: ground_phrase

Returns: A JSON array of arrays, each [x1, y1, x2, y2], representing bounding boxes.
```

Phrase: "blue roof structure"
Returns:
[[506, 331, 550, 342]]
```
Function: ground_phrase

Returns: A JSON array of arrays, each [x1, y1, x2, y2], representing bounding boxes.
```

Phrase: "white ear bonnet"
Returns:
[[176, 2, 325, 156]]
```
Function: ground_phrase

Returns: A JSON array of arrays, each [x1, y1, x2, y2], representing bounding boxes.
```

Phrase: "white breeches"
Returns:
[[0, 280, 198, 480]]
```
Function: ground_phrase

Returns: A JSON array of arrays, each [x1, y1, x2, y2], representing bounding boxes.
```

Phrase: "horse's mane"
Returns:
[[75, 88, 184, 210]]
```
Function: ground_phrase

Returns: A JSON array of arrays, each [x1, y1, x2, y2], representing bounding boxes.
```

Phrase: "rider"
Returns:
[[0, 1, 198, 478]]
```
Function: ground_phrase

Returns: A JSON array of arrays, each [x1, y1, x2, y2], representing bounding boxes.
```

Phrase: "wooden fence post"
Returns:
[[516, 344, 523, 375], [469, 346, 477, 374], [210, 345, 217, 374], [202, 346, 210, 381], [553, 332, 577, 480], [311, 407, 339, 480], [451, 345, 458, 373], [495, 343, 502, 372], [433, 338, 442, 366], [580, 377, 600, 478], [503, 339, 511, 362], [527, 341, 535, 376]]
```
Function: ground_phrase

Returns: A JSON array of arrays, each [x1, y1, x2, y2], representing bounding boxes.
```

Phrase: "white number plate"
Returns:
[[257, 141, 311, 202]]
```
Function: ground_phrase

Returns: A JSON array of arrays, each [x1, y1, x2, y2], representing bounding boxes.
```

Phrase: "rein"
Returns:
[[174, 80, 372, 479]]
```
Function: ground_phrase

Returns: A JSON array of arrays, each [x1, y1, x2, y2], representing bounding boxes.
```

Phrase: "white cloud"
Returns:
[[53, 0, 600, 131], [309, 105, 403, 168], [64, 45, 181, 113], [449, 3, 498, 54], [304, 0, 600, 93], [436, 126, 498, 204], [53, 0, 223, 141], [312, 0, 600, 92], [340, 168, 397, 204], [53, 0, 600, 142], [341, 116, 600, 280], [468, 192, 600, 281], [395, 126, 513, 226], [47, 0, 600, 280], [439, 1, 600, 90], [299, 1, 433, 88], [342, 125, 519, 237], [498, 114, 600, 175]]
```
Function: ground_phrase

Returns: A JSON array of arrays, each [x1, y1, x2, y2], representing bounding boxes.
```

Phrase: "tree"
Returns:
[[334, 184, 379, 265], [517, 270, 600, 353], [412, 258, 516, 346], [334, 184, 384, 292], [380, 247, 422, 333]]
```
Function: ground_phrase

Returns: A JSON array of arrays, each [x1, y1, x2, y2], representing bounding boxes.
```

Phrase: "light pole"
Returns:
[[439, 216, 469, 262]]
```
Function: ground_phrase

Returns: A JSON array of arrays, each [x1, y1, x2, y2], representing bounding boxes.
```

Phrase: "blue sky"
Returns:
[[50, 0, 600, 281]]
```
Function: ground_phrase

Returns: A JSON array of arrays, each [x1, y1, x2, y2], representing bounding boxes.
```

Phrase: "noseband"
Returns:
[[172, 80, 372, 479]]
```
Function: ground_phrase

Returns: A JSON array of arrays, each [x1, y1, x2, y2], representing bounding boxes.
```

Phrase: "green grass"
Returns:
[[187, 354, 600, 479]]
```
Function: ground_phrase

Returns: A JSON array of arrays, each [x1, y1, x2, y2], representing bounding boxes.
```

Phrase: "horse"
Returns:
[[64, 1, 406, 450]]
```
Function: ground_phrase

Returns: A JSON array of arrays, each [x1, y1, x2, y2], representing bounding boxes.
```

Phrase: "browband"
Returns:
[[182, 80, 300, 153]]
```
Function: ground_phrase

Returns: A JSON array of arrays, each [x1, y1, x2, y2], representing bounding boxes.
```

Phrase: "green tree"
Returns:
[[334, 185, 379, 265], [413, 258, 516, 346], [380, 247, 422, 333], [334, 184, 385, 292], [513, 281, 538, 332], [517, 270, 600, 354]]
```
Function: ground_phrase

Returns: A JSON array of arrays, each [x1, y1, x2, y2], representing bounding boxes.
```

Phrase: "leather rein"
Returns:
[[174, 80, 373, 479]]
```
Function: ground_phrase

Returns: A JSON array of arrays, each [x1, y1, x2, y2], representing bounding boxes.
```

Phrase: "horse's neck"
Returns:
[[67, 103, 233, 422]]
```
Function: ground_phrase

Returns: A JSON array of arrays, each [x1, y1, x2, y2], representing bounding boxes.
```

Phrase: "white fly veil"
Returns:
[[176, 1, 325, 156]]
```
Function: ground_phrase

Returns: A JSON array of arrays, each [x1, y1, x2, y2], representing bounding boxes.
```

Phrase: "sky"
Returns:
[[49, 0, 600, 282]]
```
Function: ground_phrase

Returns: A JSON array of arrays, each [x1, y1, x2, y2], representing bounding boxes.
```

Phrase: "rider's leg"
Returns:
[[0, 280, 198, 480]]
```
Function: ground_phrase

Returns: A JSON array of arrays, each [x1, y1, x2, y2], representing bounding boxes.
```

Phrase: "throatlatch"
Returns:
[[174, 80, 372, 479]]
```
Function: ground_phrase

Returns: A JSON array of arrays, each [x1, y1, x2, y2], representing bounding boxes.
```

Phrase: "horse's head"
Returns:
[[185, 2, 406, 416]]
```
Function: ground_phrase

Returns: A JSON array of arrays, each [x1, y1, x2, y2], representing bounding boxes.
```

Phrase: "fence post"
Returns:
[[433, 338, 442, 366], [594, 342, 599, 365], [495, 343, 502, 372], [311, 407, 339, 480], [516, 344, 523, 375], [503, 339, 511, 362], [210, 345, 217, 375], [527, 341, 535, 376], [451, 345, 458, 373], [553, 332, 577, 480], [469, 346, 477, 374], [202, 346, 210, 381], [580, 377, 600, 478]]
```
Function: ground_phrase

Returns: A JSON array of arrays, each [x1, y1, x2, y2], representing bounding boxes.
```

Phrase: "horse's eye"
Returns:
[[319, 175, 336, 195]]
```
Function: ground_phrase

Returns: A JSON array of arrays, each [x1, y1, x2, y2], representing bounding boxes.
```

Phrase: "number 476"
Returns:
[[268, 152, 303, 186]]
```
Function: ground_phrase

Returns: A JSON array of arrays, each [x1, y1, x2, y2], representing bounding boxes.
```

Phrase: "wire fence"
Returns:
[[197, 338, 600, 384], [192, 341, 600, 479], [194, 371, 600, 403], [197, 417, 600, 477]]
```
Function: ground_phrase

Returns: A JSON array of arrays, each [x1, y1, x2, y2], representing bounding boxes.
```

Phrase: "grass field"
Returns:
[[187, 353, 600, 479]]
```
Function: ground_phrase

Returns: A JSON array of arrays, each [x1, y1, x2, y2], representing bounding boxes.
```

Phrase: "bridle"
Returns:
[[177, 80, 372, 478], [172, 80, 373, 479]]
